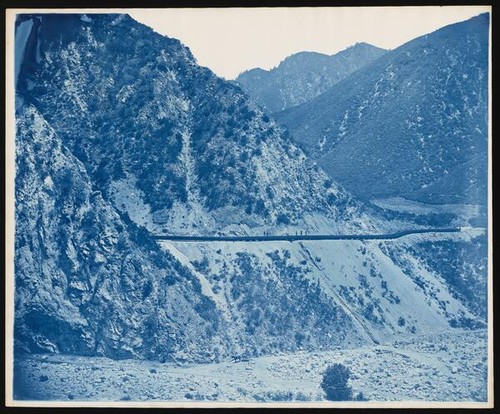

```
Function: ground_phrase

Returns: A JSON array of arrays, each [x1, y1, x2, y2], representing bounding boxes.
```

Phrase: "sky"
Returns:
[[130, 6, 489, 80]]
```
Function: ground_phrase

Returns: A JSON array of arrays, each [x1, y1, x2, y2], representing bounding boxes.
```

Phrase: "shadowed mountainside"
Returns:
[[276, 14, 489, 205]]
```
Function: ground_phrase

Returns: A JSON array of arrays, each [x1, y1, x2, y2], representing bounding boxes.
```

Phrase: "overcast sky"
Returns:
[[129, 6, 489, 79]]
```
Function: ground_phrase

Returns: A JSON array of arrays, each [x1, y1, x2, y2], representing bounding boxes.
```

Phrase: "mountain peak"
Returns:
[[234, 42, 386, 112]]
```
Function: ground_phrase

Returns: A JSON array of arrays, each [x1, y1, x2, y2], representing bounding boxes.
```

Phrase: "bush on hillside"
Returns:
[[320, 363, 353, 401]]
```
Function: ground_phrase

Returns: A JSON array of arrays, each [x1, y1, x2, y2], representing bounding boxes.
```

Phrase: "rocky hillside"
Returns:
[[14, 104, 372, 360], [14, 105, 228, 362], [13, 13, 383, 362], [276, 14, 489, 205], [16, 13, 376, 237], [165, 228, 486, 356], [13, 13, 488, 366], [234, 43, 386, 113]]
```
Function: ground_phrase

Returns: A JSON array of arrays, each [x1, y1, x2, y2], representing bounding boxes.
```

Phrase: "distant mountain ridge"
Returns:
[[234, 42, 387, 112], [275, 14, 489, 205]]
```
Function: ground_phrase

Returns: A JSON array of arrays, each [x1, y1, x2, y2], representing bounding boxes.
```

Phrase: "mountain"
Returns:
[[14, 104, 372, 361], [13, 13, 487, 366], [163, 228, 486, 355], [13, 13, 384, 361], [16, 13, 377, 237], [275, 14, 489, 205], [234, 43, 386, 113], [14, 104, 228, 362]]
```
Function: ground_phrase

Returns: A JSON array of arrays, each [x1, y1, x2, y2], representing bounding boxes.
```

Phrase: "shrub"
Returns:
[[258, 390, 294, 401], [295, 391, 312, 401], [355, 392, 367, 401], [320, 363, 353, 401]]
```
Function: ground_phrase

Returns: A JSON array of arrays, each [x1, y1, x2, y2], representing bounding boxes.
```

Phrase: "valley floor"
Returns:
[[12, 328, 489, 405]]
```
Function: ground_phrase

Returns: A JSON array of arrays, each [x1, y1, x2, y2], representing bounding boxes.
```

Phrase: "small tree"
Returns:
[[321, 363, 353, 401]]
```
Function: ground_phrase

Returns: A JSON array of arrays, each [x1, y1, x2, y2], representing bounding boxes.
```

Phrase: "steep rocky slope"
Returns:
[[13, 13, 383, 362], [14, 105, 370, 360], [16, 13, 375, 237], [234, 43, 386, 113], [164, 229, 485, 355], [276, 14, 489, 205], [14, 105, 227, 362]]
